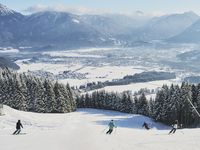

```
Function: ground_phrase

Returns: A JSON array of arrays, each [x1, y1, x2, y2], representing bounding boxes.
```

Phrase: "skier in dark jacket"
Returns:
[[13, 120, 23, 135], [106, 120, 116, 134], [169, 120, 178, 134], [142, 122, 150, 130]]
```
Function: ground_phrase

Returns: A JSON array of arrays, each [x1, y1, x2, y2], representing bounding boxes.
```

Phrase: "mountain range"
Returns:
[[0, 3, 200, 49]]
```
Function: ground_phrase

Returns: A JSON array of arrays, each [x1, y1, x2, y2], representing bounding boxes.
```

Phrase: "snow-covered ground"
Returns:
[[0, 106, 199, 150], [0, 47, 19, 53], [98, 79, 179, 93], [43, 51, 104, 58], [15, 47, 182, 93]]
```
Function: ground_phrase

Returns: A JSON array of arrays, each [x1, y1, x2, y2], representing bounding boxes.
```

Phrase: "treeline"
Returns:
[[0, 69, 76, 113], [77, 82, 200, 127], [78, 71, 176, 91]]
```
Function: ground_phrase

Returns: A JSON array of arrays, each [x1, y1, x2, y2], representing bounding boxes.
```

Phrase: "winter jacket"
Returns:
[[108, 122, 115, 130], [172, 124, 178, 129], [16, 122, 23, 129]]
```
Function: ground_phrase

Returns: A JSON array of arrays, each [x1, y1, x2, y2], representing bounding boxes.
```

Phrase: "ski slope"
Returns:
[[0, 106, 199, 150]]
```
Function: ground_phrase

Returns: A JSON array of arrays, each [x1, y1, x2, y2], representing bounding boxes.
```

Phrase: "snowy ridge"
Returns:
[[0, 3, 14, 16]]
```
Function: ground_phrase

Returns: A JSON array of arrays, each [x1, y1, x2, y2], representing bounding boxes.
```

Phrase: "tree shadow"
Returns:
[[77, 108, 127, 117], [77, 108, 170, 130], [95, 116, 170, 130]]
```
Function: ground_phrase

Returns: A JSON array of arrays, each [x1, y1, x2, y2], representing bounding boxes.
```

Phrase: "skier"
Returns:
[[13, 120, 23, 135], [106, 120, 116, 134], [168, 120, 178, 134], [142, 122, 150, 130]]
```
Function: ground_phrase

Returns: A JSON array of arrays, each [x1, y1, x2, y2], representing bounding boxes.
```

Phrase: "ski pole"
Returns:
[[114, 126, 117, 134], [102, 127, 108, 133]]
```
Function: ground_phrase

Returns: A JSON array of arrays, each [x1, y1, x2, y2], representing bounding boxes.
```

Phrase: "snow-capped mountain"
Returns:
[[0, 3, 114, 48], [169, 18, 200, 43], [82, 14, 150, 36], [19, 11, 113, 48], [0, 3, 200, 48], [137, 11, 200, 41], [0, 4, 24, 45], [0, 3, 15, 16]]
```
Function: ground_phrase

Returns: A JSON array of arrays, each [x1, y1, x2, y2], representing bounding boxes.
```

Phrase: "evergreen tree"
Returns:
[[35, 79, 46, 113], [137, 93, 149, 116], [43, 79, 56, 113], [120, 91, 133, 113], [154, 89, 165, 121]]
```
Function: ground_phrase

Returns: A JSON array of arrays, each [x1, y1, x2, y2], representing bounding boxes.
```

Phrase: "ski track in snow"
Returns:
[[0, 106, 199, 150]]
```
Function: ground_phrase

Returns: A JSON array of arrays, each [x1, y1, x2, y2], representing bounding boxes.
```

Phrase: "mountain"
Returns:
[[137, 11, 199, 41], [169, 19, 200, 43], [82, 14, 150, 35], [0, 3, 114, 48], [0, 3, 24, 45], [0, 57, 20, 70], [19, 11, 114, 48], [0, 3, 16, 16], [0, 3, 200, 48]]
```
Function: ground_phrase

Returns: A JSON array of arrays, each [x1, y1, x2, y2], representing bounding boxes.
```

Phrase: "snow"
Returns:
[[0, 47, 19, 53], [16, 59, 147, 87], [59, 66, 145, 86], [0, 4, 14, 16], [16, 61, 82, 75], [0, 105, 199, 150], [43, 51, 104, 58], [72, 19, 80, 24], [86, 79, 179, 94]]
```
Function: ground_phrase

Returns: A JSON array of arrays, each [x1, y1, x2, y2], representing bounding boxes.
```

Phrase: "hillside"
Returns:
[[169, 19, 200, 43], [0, 105, 200, 150], [0, 57, 19, 70]]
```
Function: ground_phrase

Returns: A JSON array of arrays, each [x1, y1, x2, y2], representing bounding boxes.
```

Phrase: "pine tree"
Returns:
[[154, 89, 165, 121], [180, 82, 192, 127], [138, 93, 149, 116], [66, 83, 76, 111], [43, 79, 56, 113], [120, 91, 133, 113], [35, 79, 46, 113], [148, 97, 155, 118]]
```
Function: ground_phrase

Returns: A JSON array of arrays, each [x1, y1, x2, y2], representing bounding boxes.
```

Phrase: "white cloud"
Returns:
[[24, 4, 112, 15], [23, 4, 170, 17]]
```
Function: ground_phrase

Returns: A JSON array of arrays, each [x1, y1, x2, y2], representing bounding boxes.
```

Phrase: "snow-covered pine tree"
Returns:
[[59, 83, 73, 112], [98, 90, 106, 109], [66, 83, 76, 111], [180, 82, 192, 127], [137, 93, 149, 116], [85, 93, 91, 108], [120, 91, 133, 113], [153, 88, 165, 121], [194, 84, 200, 126], [35, 79, 46, 113], [43, 79, 56, 113], [168, 85, 181, 124], [11, 76, 27, 111], [53, 82, 68, 113], [133, 94, 139, 114], [148, 97, 155, 118], [160, 85, 172, 123], [25, 76, 38, 112]]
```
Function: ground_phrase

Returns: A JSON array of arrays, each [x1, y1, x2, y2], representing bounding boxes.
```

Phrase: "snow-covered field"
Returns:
[[15, 47, 182, 93], [0, 47, 19, 53], [96, 79, 179, 93], [0, 106, 199, 150]]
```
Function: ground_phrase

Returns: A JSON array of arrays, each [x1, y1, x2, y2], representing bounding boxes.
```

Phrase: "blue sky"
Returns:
[[1, 0, 200, 15]]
